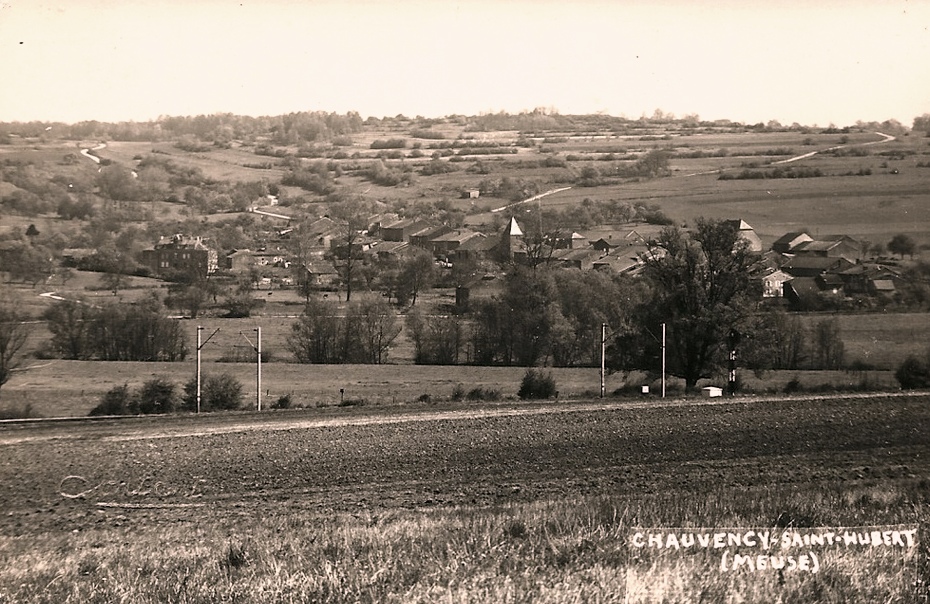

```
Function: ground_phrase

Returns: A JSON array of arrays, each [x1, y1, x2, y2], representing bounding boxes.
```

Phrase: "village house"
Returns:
[[548, 229, 588, 250], [760, 268, 793, 298], [141, 234, 218, 279], [300, 260, 340, 289]]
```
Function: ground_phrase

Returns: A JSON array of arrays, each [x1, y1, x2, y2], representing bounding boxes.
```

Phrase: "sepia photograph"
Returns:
[[1, 0, 928, 601]]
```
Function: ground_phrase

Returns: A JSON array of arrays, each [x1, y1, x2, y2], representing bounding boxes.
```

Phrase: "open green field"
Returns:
[[1, 393, 927, 602]]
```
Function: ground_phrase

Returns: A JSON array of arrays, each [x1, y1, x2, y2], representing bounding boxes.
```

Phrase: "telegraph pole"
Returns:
[[600, 322, 607, 398], [240, 327, 263, 411], [661, 322, 666, 398], [196, 326, 219, 414], [256, 327, 262, 411]]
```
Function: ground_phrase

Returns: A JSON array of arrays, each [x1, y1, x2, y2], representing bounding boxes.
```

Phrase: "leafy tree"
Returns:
[[165, 283, 209, 318], [396, 249, 436, 306], [0, 299, 30, 399], [554, 270, 645, 367], [888, 234, 917, 259], [1, 241, 55, 287], [913, 113, 930, 135], [636, 219, 761, 390], [95, 164, 138, 201], [221, 293, 262, 318], [469, 267, 559, 366]]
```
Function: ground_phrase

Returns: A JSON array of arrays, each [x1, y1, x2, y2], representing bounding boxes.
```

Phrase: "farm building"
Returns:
[[429, 230, 486, 255], [772, 232, 814, 254], [552, 247, 602, 270], [781, 256, 854, 278], [791, 235, 863, 262], [226, 249, 254, 273], [409, 225, 453, 249], [381, 219, 432, 242]]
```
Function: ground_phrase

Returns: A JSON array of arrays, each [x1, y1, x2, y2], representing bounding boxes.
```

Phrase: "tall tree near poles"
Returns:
[[328, 197, 373, 302], [640, 219, 759, 391]]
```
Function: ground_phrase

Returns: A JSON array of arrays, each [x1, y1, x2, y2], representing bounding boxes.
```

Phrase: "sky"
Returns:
[[1, 0, 928, 127]]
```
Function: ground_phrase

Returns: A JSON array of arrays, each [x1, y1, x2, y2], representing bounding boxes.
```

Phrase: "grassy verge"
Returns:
[[0, 482, 925, 603]]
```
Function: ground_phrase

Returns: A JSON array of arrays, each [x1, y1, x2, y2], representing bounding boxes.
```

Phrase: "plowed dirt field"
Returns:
[[2, 393, 928, 534]]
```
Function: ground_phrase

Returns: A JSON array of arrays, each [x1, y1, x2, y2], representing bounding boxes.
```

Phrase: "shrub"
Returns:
[[895, 356, 930, 389], [466, 387, 502, 401], [182, 373, 244, 412], [0, 402, 40, 420], [272, 394, 292, 410], [370, 138, 406, 149], [90, 384, 134, 416], [451, 383, 465, 401], [518, 369, 557, 400], [136, 378, 178, 414], [783, 377, 802, 394]]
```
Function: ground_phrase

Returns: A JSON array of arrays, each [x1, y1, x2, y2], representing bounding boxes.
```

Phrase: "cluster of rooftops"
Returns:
[[136, 216, 906, 306]]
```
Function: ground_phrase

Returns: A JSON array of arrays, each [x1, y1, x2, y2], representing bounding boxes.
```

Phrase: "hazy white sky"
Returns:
[[1, 0, 928, 126]]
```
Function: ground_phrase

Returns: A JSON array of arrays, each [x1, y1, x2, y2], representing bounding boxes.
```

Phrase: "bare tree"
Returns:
[[328, 196, 374, 302], [0, 300, 31, 399]]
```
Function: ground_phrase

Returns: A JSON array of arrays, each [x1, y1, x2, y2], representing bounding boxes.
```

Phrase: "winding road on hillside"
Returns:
[[681, 131, 896, 177], [490, 186, 573, 213], [79, 142, 106, 164]]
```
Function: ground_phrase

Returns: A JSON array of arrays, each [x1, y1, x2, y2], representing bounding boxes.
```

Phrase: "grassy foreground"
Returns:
[[0, 485, 925, 603]]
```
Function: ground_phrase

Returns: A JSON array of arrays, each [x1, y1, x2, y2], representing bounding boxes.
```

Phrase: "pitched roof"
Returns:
[[725, 219, 754, 231], [504, 217, 523, 237], [430, 230, 485, 244]]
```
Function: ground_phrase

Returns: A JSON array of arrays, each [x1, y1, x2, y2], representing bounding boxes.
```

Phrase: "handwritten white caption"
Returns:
[[631, 527, 918, 574]]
